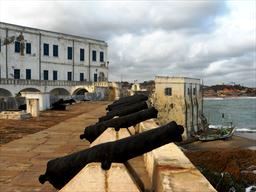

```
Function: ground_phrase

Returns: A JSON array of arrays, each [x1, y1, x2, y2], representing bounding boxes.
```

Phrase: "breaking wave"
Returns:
[[235, 128, 256, 133], [208, 125, 256, 133]]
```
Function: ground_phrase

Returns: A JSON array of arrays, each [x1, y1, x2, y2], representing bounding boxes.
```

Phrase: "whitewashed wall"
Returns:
[[0, 28, 7, 79], [0, 22, 108, 82]]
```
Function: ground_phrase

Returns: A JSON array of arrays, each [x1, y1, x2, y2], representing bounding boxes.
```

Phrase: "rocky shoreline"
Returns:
[[203, 84, 256, 98], [182, 136, 256, 192]]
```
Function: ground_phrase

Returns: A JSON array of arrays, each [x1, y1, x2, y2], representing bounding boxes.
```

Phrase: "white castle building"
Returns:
[[0, 22, 110, 97], [0, 22, 108, 82]]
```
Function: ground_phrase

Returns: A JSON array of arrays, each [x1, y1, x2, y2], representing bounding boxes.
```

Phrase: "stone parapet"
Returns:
[[0, 110, 31, 120], [60, 163, 140, 192], [138, 119, 217, 192], [60, 128, 140, 192]]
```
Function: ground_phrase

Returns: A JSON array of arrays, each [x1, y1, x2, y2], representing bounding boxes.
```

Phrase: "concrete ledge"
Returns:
[[138, 120, 217, 192], [60, 163, 140, 192], [60, 128, 140, 191], [0, 111, 32, 120], [90, 128, 130, 147]]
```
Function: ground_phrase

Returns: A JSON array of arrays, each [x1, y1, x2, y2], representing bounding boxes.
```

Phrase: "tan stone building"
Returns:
[[153, 76, 203, 139]]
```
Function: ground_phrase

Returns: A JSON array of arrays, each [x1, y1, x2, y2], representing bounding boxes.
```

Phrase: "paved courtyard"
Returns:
[[0, 102, 108, 192]]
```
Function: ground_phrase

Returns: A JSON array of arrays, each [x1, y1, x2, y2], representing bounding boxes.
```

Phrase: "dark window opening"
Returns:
[[68, 47, 72, 60], [53, 45, 58, 57], [92, 50, 97, 61], [26, 43, 31, 54], [43, 43, 49, 56], [80, 73, 84, 81], [53, 70, 58, 80], [80, 48, 84, 61], [15, 41, 20, 53], [100, 51, 104, 62], [67, 72, 72, 81], [193, 87, 196, 95], [187, 88, 190, 95], [26, 69, 31, 79], [43, 70, 48, 80], [165, 88, 172, 96], [94, 73, 97, 82], [14, 69, 20, 79]]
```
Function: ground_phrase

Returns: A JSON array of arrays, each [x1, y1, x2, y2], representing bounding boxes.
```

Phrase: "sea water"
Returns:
[[203, 97, 256, 133]]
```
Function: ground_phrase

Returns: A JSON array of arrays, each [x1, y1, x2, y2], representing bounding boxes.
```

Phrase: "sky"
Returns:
[[0, 0, 255, 87]]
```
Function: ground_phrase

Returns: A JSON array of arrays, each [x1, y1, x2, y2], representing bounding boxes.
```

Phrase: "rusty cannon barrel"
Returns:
[[112, 94, 146, 104], [80, 107, 158, 143], [98, 101, 148, 122], [39, 121, 184, 189], [106, 94, 148, 111]]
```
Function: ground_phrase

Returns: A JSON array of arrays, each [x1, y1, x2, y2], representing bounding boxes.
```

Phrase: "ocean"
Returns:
[[203, 97, 256, 134]]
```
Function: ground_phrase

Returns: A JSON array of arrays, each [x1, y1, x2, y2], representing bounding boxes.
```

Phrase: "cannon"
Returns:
[[51, 99, 66, 110], [112, 94, 147, 104], [18, 104, 26, 110], [106, 94, 148, 111], [51, 99, 76, 110], [80, 107, 158, 143], [39, 121, 184, 189], [62, 99, 76, 105], [98, 101, 148, 122], [51, 103, 66, 110]]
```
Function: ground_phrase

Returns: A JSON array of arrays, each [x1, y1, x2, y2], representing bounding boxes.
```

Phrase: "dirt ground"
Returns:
[[182, 137, 256, 192], [0, 101, 110, 146]]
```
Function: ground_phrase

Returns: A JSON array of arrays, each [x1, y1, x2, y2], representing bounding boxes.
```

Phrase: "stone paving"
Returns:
[[0, 102, 107, 192]]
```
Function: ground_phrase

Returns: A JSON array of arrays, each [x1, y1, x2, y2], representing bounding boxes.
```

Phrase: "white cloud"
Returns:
[[0, 0, 255, 86]]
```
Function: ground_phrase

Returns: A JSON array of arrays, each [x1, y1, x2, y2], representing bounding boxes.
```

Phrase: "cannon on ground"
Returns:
[[80, 107, 158, 143], [51, 99, 76, 110], [98, 101, 148, 122], [51, 101, 66, 110], [62, 99, 76, 105], [18, 104, 26, 110], [39, 121, 184, 189]]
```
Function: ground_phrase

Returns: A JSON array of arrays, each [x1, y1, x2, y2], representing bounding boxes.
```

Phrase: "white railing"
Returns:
[[0, 79, 94, 86]]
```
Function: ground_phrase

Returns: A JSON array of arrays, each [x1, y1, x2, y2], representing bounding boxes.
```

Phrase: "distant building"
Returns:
[[0, 22, 108, 82], [153, 76, 203, 139], [129, 82, 150, 96], [131, 83, 141, 92]]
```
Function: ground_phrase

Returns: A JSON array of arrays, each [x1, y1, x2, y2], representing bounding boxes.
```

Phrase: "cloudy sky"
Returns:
[[0, 0, 255, 86]]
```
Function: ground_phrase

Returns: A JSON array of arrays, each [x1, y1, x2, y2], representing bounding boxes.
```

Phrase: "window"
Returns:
[[165, 88, 172, 96], [43, 70, 48, 80], [193, 87, 196, 95], [80, 48, 84, 61], [92, 50, 97, 61], [187, 88, 190, 95], [0, 39, 1, 52], [26, 43, 31, 54], [100, 51, 104, 62], [67, 72, 72, 81], [26, 69, 31, 79], [14, 69, 20, 79], [15, 41, 20, 53], [80, 73, 84, 81], [67, 47, 72, 60], [94, 73, 97, 82], [53, 45, 58, 57], [43, 43, 49, 56], [53, 70, 58, 80]]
